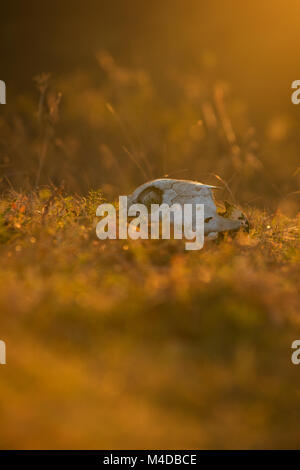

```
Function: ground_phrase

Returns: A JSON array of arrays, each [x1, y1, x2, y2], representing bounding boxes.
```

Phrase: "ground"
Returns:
[[1, 2, 300, 448], [0, 189, 299, 449]]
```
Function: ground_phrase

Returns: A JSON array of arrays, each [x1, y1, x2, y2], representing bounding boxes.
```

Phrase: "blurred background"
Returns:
[[0, 0, 300, 450], [0, 0, 300, 211]]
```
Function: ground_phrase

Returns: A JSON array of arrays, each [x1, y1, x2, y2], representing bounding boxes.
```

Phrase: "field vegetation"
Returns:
[[0, 0, 300, 449]]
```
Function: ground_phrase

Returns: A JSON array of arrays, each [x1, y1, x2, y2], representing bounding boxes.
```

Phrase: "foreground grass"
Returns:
[[0, 188, 300, 449]]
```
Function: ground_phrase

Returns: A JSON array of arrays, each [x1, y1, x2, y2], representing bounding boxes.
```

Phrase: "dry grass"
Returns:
[[1, 16, 300, 445], [0, 188, 299, 449]]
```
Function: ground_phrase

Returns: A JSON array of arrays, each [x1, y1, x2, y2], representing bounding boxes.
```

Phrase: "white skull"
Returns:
[[127, 178, 249, 236]]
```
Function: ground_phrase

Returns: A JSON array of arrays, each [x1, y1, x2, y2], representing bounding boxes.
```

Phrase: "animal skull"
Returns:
[[127, 178, 249, 237]]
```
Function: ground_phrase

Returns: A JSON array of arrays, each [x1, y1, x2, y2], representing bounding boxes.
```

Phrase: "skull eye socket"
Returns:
[[137, 187, 163, 208], [205, 217, 213, 223]]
